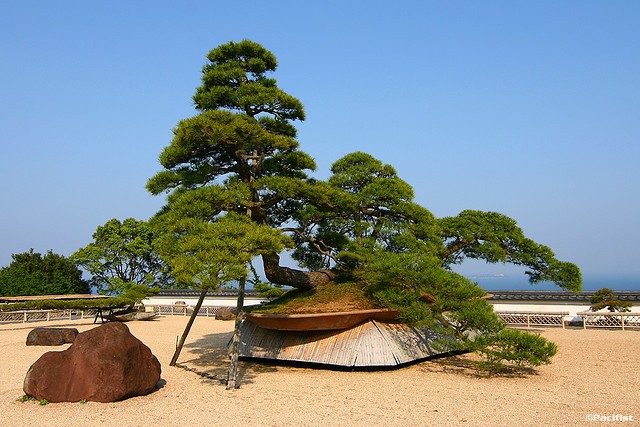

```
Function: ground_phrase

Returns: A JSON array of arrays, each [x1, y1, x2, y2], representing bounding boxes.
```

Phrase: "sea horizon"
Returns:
[[138, 273, 640, 295], [467, 273, 640, 292]]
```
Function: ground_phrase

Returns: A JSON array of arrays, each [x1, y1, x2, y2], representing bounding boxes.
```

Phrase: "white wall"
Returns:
[[491, 301, 589, 322], [142, 294, 266, 308], [142, 295, 638, 322], [490, 301, 640, 322]]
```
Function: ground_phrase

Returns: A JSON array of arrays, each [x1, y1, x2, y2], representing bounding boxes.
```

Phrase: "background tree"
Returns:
[[72, 218, 172, 295], [0, 249, 89, 296]]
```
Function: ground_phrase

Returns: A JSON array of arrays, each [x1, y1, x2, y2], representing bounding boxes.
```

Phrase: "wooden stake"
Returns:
[[169, 288, 208, 366], [227, 277, 246, 390]]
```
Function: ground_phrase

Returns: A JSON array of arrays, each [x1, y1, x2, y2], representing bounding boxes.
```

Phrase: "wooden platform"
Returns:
[[238, 319, 459, 369]]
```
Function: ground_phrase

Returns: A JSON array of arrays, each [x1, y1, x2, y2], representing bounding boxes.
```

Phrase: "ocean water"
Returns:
[[466, 274, 640, 292]]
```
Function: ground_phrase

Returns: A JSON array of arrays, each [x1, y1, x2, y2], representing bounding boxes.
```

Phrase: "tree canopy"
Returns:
[[72, 218, 172, 295], [152, 212, 289, 291], [0, 249, 89, 297], [147, 40, 582, 368], [147, 40, 580, 294], [147, 39, 327, 289]]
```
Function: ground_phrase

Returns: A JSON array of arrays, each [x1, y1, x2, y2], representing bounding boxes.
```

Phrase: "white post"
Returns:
[[621, 314, 625, 331]]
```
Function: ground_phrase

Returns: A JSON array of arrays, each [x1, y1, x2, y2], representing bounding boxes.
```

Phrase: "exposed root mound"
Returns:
[[248, 281, 378, 314]]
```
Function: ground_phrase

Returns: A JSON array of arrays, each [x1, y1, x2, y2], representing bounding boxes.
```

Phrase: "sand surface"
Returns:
[[1, 316, 638, 426]]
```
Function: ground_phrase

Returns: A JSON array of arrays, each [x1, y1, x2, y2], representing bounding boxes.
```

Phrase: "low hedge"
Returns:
[[0, 298, 130, 312]]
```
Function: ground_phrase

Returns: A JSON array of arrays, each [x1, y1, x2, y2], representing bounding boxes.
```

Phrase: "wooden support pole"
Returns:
[[169, 288, 208, 367], [227, 277, 246, 390]]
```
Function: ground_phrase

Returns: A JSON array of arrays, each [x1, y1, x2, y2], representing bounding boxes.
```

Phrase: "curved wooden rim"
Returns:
[[243, 308, 399, 331], [244, 308, 398, 319]]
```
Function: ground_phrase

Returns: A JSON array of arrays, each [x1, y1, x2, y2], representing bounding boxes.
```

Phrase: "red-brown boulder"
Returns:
[[26, 327, 78, 346], [23, 322, 161, 402]]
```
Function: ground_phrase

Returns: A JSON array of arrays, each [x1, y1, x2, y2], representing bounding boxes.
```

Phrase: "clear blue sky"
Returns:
[[1, 1, 639, 282]]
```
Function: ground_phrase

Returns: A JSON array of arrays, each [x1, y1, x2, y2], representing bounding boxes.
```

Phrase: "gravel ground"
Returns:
[[1, 316, 638, 426]]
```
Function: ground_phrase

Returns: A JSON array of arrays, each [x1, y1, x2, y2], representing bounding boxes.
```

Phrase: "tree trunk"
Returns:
[[227, 276, 246, 390], [261, 252, 335, 290], [169, 288, 208, 366]]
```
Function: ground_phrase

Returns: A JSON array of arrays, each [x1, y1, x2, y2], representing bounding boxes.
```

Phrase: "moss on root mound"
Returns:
[[247, 281, 379, 314]]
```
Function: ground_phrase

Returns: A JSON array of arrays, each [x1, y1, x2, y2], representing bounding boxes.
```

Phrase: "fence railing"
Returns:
[[0, 309, 100, 324], [148, 305, 222, 317], [0, 305, 228, 324], [4, 307, 640, 331], [495, 311, 568, 328], [578, 311, 640, 330]]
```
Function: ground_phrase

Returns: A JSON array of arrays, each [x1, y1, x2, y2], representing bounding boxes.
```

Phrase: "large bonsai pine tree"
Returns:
[[148, 40, 581, 368]]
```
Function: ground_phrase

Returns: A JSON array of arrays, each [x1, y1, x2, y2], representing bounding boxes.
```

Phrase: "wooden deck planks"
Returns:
[[238, 319, 456, 368]]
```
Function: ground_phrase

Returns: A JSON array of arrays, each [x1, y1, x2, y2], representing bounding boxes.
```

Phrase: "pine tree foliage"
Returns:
[[147, 40, 582, 368], [589, 288, 632, 312]]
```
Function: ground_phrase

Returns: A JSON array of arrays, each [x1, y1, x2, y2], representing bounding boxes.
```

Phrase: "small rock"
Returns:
[[215, 306, 236, 321], [26, 328, 78, 346]]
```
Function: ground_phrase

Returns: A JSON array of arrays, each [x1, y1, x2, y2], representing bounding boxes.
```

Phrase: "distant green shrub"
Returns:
[[0, 297, 128, 312], [590, 288, 632, 312], [0, 284, 158, 312]]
